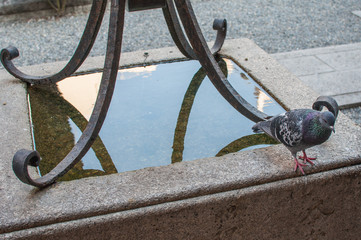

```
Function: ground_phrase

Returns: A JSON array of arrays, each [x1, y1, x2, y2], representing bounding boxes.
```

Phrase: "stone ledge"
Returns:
[[0, 38, 360, 239], [4, 164, 361, 239], [271, 42, 361, 60]]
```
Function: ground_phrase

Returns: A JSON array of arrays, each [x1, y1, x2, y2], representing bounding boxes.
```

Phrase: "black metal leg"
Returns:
[[174, 0, 269, 123], [12, 0, 126, 188], [1, 0, 107, 85], [162, 0, 196, 59], [162, 0, 226, 59]]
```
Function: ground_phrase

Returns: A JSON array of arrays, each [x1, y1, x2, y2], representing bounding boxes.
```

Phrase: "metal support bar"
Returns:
[[1, 0, 107, 85], [12, 0, 126, 187], [162, 0, 227, 59], [174, 0, 269, 122]]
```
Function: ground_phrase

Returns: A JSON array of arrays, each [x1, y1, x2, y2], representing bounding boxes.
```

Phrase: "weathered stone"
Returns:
[[272, 42, 361, 108], [0, 39, 360, 239]]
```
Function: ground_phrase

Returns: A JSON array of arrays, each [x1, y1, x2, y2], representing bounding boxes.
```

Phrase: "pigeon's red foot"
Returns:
[[299, 150, 316, 165], [294, 158, 307, 175]]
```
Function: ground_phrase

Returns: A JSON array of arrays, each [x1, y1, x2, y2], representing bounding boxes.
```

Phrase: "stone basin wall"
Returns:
[[0, 39, 360, 239]]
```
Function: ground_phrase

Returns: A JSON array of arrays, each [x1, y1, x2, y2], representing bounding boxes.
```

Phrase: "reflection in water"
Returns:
[[28, 86, 117, 181], [236, 68, 272, 112], [216, 134, 278, 157], [118, 65, 157, 80], [28, 58, 284, 181], [171, 59, 228, 163], [254, 87, 272, 112], [57, 72, 102, 120]]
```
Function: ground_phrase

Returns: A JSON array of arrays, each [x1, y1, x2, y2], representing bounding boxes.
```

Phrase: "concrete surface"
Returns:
[[272, 42, 361, 108], [0, 38, 360, 239], [352, 10, 361, 18], [4, 165, 361, 240], [342, 106, 361, 127]]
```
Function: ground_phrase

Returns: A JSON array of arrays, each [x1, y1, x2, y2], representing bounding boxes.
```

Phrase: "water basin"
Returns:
[[28, 58, 284, 181]]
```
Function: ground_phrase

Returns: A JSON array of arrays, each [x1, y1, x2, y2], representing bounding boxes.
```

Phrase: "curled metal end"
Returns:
[[0, 46, 43, 83], [312, 96, 339, 119], [213, 18, 226, 31], [1, 46, 20, 61], [12, 149, 41, 186], [211, 18, 227, 54]]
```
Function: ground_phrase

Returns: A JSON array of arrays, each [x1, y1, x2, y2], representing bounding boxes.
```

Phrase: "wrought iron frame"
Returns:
[[2, 0, 273, 188]]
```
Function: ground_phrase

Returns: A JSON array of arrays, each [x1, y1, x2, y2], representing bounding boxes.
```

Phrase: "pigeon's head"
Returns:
[[319, 111, 336, 132]]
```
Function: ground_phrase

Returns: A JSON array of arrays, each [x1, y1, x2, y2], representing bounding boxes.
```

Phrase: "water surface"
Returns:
[[28, 59, 284, 180]]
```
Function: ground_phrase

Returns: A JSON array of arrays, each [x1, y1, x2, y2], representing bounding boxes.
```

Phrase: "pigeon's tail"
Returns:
[[252, 122, 264, 133], [252, 120, 273, 137]]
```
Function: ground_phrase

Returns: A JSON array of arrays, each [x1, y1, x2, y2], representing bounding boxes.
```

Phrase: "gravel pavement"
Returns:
[[1, 0, 361, 67], [342, 106, 361, 127]]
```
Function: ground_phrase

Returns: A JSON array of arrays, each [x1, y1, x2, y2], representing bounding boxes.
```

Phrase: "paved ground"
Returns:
[[272, 43, 361, 126], [0, 1, 360, 123], [1, 0, 361, 67], [272, 43, 361, 109]]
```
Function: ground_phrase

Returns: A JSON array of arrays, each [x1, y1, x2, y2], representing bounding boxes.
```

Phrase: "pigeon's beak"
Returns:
[[330, 126, 335, 133]]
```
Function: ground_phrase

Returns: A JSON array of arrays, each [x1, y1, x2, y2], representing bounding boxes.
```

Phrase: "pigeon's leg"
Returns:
[[293, 157, 307, 175], [299, 150, 316, 165]]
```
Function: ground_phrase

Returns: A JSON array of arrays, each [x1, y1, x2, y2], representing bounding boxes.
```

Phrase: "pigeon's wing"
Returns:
[[252, 109, 312, 147], [271, 110, 312, 147]]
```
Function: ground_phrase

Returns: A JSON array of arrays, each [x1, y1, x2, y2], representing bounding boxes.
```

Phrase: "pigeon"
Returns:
[[252, 109, 336, 175]]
